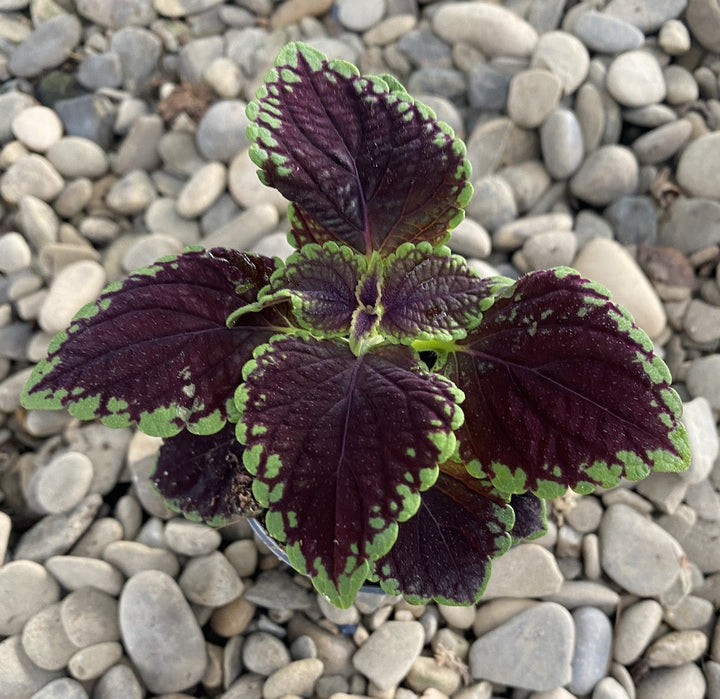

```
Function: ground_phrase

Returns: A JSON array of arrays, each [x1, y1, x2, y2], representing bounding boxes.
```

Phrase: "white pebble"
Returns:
[[0, 232, 32, 273], [11, 105, 63, 153], [29, 451, 94, 515]]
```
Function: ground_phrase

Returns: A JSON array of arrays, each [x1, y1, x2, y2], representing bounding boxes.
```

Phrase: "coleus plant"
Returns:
[[22, 42, 690, 608]]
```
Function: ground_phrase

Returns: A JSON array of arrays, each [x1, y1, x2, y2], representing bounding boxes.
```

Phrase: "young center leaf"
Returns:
[[22, 249, 291, 437], [261, 241, 366, 335], [441, 268, 690, 498], [246, 42, 472, 257], [379, 242, 498, 343], [374, 460, 514, 605], [152, 423, 259, 527], [236, 335, 463, 607]]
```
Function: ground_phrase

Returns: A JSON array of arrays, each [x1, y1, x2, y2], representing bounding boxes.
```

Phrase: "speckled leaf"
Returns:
[[263, 242, 366, 335], [508, 492, 547, 541], [152, 423, 259, 527], [246, 42, 472, 256], [236, 335, 463, 608], [374, 460, 514, 605], [441, 267, 690, 498], [379, 243, 496, 342], [22, 249, 291, 437]]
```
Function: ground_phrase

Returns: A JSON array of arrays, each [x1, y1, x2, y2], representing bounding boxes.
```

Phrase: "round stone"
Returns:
[[11, 106, 63, 152], [658, 197, 720, 254], [196, 100, 250, 162], [569, 606, 613, 695], [574, 82, 605, 152], [38, 259, 106, 335], [531, 30, 590, 95], [600, 504, 684, 596], [493, 213, 573, 250], [659, 19, 691, 54], [604, 195, 657, 245], [465, 175, 517, 232], [228, 148, 288, 211], [637, 662, 707, 699], [0, 636, 63, 698], [603, 0, 687, 32], [0, 154, 64, 204], [176, 161, 227, 219], [632, 119, 692, 165], [468, 62, 511, 111], [686, 0, 720, 52], [522, 231, 577, 270], [178, 551, 243, 607], [75, 0, 155, 28], [0, 232, 32, 274], [224, 538, 258, 578], [119, 570, 207, 694], [677, 132, 720, 199], [46, 136, 108, 178], [203, 57, 243, 99], [165, 519, 222, 556], [362, 15, 419, 46], [353, 621, 425, 691], [540, 107, 584, 179], [158, 131, 205, 177], [431, 2, 538, 57], [469, 603, 574, 691], [572, 10, 644, 53], [506, 69, 563, 129], [121, 233, 182, 272], [573, 237, 666, 339], [145, 198, 200, 245], [8, 13, 81, 78], [606, 50, 666, 107], [336, 0, 385, 31], [45, 556, 124, 596], [210, 595, 256, 637], [61, 587, 120, 647], [30, 677, 89, 699], [646, 630, 709, 667], [569, 145, 638, 206], [18, 194, 58, 251], [663, 65, 699, 105], [243, 631, 292, 676], [54, 178, 94, 218], [0, 560, 61, 636], [22, 602, 78, 671], [68, 642, 124, 682], [29, 451, 94, 515], [105, 170, 156, 215], [93, 663, 144, 699], [498, 160, 552, 213], [262, 658, 324, 699], [482, 544, 563, 599], [448, 218, 492, 259], [102, 540, 180, 578]]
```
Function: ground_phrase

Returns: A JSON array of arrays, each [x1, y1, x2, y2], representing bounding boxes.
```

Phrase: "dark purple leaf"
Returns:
[[22, 248, 291, 437], [236, 335, 463, 607], [247, 42, 472, 257], [152, 423, 259, 527], [266, 242, 365, 335], [379, 243, 497, 342], [441, 268, 690, 497], [508, 492, 547, 540], [374, 461, 514, 604]]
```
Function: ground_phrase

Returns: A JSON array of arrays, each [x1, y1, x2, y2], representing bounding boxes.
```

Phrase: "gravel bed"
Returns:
[[1, 0, 720, 697]]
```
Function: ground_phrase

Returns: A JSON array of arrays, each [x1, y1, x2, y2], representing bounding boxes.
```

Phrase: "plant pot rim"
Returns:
[[248, 518, 386, 596]]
